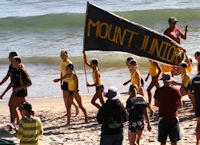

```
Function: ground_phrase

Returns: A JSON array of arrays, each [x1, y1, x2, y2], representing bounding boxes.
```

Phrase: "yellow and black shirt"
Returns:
[[12, 66, 31, 97]]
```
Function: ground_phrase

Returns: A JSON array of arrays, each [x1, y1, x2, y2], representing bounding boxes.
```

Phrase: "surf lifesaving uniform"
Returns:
[[149, 61, 159, 77], [64, 74, 78, 95], [130, 70, 141, 91], [180, 71, 190, 94], [92, 68, 103, 91], [60, 59, 72, 91]]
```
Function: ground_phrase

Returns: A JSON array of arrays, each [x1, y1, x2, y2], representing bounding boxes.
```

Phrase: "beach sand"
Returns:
[[0, 95, 197, 145]]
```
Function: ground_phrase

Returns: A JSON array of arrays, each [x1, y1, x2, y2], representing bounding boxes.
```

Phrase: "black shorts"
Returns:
[[68, 90, 79, 95], [14, 89, 27, 97], [96, 85, 104, 92], [128, 121, 144, 132], [62, 82, 69, 91], [158, 117, 181, 143]]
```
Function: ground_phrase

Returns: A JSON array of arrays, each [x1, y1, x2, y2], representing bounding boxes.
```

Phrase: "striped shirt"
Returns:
[[17, 116, 43, 145]]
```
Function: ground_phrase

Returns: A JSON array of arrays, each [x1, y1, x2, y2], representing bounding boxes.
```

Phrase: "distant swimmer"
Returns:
[[54, 64, 88, 125], [53, 50, 79, 116], [83, 51, 104, 109], [145, 60, 161, 105]]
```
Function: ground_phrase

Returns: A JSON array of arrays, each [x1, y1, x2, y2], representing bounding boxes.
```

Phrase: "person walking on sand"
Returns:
[[97, 87, 128, 145], [17, 102, 43, 145], [126, 85, 151, 145], [54, 64, 88, 125], [0, 56, 32, 126], [154, 74, 182, 145], [123, 60, 143, 95], [145, 60, 161, 105], [0, 52, 18, 125], [83, 51, 104, 109], [56, 50, 79, 115], [189, 64, 200, 145]]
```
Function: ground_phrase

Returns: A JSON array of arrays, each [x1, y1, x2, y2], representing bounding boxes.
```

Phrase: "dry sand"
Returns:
[[0, 95, 197, 145]]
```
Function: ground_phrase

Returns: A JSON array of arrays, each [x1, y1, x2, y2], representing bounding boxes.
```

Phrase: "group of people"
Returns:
[[0, 16, 200, 145]]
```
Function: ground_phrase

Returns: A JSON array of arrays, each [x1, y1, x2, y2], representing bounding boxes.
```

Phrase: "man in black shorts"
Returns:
[[154, 74, 182, 145], [189, 64, 200, 145]]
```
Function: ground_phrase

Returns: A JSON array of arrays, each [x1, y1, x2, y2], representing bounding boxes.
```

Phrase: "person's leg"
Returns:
[[113, 132, 124, 145], [158, 118, 168, 145], [97, 86, 104, 105], [91, 92, 101, 109], [74, 93, 88, 123], [128, 131, 136, 145], [196, 117, 200, 145], [136, 131, 143, 145], [8, 93, 15, 124], [66, 94, 74, 125], [169, 117, 181, 145], [147, 77, 157, 105], [100, 134, 114, 145], [15, 97, 26, 124]]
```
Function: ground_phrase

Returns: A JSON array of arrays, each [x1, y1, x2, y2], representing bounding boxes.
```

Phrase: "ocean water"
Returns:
[[0, 0, 199, 99]]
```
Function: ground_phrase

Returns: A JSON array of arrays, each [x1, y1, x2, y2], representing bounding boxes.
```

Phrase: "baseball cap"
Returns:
[[168, 17, 178, 23]]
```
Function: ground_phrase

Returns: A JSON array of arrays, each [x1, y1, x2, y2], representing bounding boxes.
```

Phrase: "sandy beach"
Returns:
[[0, 94, 197, 145]]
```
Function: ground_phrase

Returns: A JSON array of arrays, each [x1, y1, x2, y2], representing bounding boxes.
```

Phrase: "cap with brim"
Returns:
[[104, 87, 120, 100], [160, 73, 174, 82], [18, 102, 32, 112], [168, 17, 178, 23]]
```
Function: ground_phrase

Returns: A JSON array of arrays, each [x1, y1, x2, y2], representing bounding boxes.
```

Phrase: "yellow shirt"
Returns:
[[162, 64, 172, 73], [64, 74, 76, 91], [60, 59, 72, 82], [181, 71, 190, 88], [17, 116, 43, 145], [131, 70, 141, 90], [92, 68, 103, 86], [149, 61, 159, 77], [187, 65, 192, 74]]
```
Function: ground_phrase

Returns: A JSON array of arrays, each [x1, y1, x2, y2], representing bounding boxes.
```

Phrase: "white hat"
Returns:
[[104, 87, 120, 100]]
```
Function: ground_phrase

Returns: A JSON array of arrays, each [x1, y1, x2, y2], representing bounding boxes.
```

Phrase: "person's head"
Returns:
[[195, 51, 200, 63], [8, 52, 18, 62], [104, 87, 120, 100], [168, 17, 178, 28], [66, 63, 74, 75], [129, 60, 137, 71], [18, 102, 34, 117], [90, 58, 98, 69], [126, 57, 134, 66], [160, 73, 174, 86], [129, 84, 137, 97], [11, 56, 21, 69], [60, 50, 68, 61], [180, 62, 188, 73]]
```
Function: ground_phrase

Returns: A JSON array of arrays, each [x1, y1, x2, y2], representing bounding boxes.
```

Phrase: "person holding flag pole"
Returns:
[[83, 51, 105, 109]]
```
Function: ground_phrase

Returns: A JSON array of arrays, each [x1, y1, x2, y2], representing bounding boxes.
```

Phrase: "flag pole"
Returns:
[[83, 52, 89, 93], [83, 2, 90, 93]]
